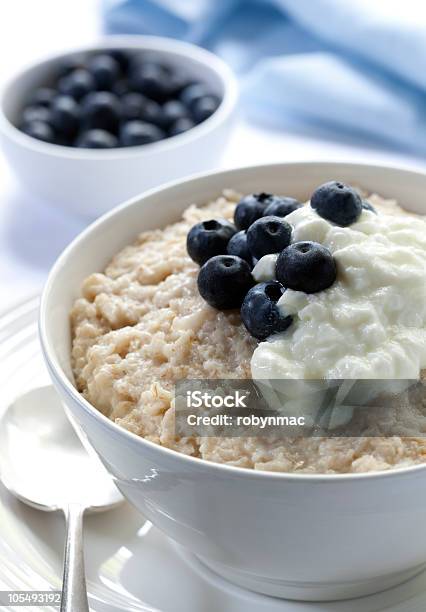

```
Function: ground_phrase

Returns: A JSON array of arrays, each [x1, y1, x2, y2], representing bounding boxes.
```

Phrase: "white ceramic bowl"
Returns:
[[0, 36, 237, 217], [40, 162, 426, 601]]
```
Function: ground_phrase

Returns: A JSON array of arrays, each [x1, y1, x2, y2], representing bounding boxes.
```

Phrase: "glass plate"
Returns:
[[0, 297, 424, 612]]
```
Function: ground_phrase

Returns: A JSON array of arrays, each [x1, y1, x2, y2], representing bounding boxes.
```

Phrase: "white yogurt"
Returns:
[[251, 205, 426, 380], [252, 254, 278, 282]]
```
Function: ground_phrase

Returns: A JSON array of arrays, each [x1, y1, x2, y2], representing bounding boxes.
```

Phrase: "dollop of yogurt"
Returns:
[[252, 254, 278, 282], [251, 204, 426, 379]]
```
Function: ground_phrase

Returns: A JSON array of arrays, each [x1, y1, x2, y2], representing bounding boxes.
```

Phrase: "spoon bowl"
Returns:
[[0, 385, 123, 611], [0, 385, 122, 511]]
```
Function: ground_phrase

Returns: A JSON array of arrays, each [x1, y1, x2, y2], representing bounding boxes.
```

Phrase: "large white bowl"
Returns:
[[40, 162, 426, 601], [0, 36, 237, 217]]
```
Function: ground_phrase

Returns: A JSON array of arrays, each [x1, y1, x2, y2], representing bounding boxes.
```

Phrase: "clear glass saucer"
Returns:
[[0, 297, 424, 612]]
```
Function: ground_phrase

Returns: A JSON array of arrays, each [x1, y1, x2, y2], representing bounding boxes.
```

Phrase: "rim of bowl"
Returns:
[[39, 160, 426, 483], [0, 35, 238, 160]]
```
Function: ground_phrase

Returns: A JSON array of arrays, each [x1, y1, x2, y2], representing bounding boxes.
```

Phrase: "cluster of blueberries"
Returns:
[[18, 49, 221, 148], [186, 181, 376, 340]]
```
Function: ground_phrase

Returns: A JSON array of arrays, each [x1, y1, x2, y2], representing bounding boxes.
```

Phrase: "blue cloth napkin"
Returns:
[[103, 0, 426, 155]]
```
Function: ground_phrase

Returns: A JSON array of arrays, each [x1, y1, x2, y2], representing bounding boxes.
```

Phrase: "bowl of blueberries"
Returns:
[[0, 36, 237, 217]]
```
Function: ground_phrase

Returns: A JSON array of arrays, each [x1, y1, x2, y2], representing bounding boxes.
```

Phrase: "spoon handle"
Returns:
[[60, 504, 90, 612]]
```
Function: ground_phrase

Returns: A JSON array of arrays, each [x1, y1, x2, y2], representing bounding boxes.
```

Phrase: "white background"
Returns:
[[0, 0, 424, 311]]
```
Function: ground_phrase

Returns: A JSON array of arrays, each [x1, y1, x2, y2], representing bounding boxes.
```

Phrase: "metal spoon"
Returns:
[[0, 386, 123, 612]]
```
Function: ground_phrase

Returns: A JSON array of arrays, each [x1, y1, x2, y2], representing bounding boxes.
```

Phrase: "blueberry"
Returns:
[[58, 69, 96, 101], [21, 120, 55, 143], [120, 93, 143, 120], [247, 216, 292, 260], [276, 241, 336, 294], [167, 72, 191, 98], [120, 120, 165, 146], [192, 95, 220, 123], [362, 200, 377, 214], [197, 255, 253, 309], [88, 54, 120, 90], [108, 49, 132, 74], [226, 230, 252, 265], [180, 83, 210, 108], [22, 105, 52, 126], [187, 219, 236, 265], [161, 100, 189, 128], [112, 80, 131, 97], [169, 117, 195, 136], [241, 281, 292, 340], [81, 91, 120, 133], [28, 87, 56, 108], [120, 93, 162, 124], [76, 129, 118, 148], [234, 192, 274, 231], [130, 63, 170, 102], [127, 53, 147, 75], [50, 95, 80, 137], [264, 196, 302, 218], [120, 92, 147, 121], [56, 56, 85, 80], [311, 181, 362, 227], [139, 100, 164, 125]]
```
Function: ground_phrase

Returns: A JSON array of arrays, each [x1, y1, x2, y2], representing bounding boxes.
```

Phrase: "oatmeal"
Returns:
[[71, 188, 426, 473]]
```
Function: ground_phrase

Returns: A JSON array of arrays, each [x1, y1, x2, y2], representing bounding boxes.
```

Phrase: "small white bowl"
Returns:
[[40, 162, 426, 601], [0, 36, 237, 217]]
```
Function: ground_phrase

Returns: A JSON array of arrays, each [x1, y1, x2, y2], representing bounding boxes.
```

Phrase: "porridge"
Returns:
[[71, 184, 426, 474]]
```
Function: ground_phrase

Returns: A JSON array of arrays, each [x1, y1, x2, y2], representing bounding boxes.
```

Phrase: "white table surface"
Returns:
[[0, 0, 425, 312]]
